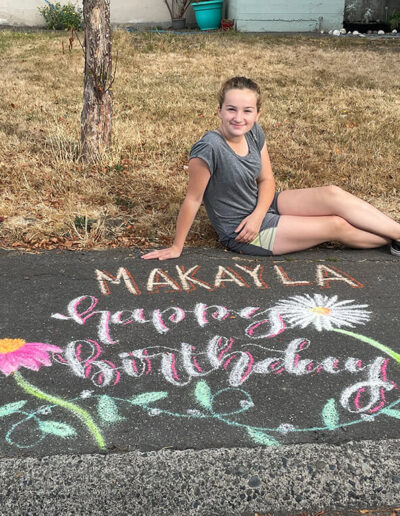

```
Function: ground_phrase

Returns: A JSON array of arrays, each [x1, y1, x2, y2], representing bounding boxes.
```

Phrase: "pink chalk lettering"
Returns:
[[120, 351, 147, 378], [238, 307, 261, 319], [354, 387, 365, 411], [344, 358, 365, 372], [181, 343, 210, 378], [60, 339, 119, 387], [283, 339, 313, 375], [222, 351, 255, 386], [52, 296, 116, 345], [223, 354, 238, 370], [253, 358, 281, 374], [50, 288, 395, 419], [369, 388, 386, 414], [52, 295, 98, 324], [194, 303, 229, 328], [206, 336, 233, 369], [152, 307, 186, 335], [245, 311, 285, 339], [142, 350, 152, 374], [160, 352, 190, 386], [340, 357, 394, 413]]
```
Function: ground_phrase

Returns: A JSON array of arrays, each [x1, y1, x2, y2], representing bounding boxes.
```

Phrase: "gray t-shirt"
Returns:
[[189, 122, 266, 242]]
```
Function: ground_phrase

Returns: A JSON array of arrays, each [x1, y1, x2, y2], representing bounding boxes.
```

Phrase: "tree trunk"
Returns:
[[81, 0, 112, 161]]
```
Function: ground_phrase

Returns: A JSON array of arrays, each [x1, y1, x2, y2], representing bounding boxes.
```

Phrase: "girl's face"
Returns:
[[218, 88, 260, 139]]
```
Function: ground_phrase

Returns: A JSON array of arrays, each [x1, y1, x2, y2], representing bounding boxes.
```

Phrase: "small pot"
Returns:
[[191, 0, 224, 31], [171, 18, 186, 30]]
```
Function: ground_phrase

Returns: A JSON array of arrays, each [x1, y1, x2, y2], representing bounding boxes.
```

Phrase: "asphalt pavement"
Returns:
[[0, 247, 399, 515]]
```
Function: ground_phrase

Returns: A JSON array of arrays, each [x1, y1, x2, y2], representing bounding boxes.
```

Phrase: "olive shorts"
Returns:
[[223, 192, 281, 257]]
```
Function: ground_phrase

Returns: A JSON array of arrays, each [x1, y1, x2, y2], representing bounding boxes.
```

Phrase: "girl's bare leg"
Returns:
[[273, 215, 390, 255], [277, 185, 400, 241]]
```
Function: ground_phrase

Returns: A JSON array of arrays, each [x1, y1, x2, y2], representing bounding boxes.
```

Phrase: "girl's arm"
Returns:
[[234, 143, 276, 243], [141, 158, 211, 260]]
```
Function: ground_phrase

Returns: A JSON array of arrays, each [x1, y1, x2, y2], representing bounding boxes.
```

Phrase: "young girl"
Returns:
[[142, 76, 400, 261]]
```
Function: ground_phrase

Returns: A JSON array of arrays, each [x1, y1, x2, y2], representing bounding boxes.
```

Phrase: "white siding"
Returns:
[[0, 0, 345, 31], [0, 0, 195, 28], [227, 0, 346, 32]]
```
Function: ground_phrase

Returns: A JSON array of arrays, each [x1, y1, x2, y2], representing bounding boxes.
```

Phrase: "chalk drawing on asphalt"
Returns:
[[95, 264, 364, 295], [1, 293, 400, 451], [0, 338, 105, 450]]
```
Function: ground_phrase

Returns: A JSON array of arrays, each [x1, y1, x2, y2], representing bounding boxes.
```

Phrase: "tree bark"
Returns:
[[81, 0, 112, 161]]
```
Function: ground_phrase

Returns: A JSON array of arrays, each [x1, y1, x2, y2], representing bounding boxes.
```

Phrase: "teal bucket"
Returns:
[[192, 0, 223, 30]]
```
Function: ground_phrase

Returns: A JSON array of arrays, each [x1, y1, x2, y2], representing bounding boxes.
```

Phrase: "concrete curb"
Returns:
[[1, 440, 400, 515]]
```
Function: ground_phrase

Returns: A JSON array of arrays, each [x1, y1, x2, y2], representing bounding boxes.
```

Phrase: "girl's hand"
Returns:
[[141, 245, 182, 261], [234, 213, 263, 243]]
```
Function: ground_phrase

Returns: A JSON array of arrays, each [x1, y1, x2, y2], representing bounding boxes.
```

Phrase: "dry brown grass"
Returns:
[[0, 30, 399, 251]]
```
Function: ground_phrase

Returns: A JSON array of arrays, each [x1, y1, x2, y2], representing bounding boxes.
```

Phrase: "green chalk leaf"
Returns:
[[194, 381, 212, 410], [322, 398, 339, 430], [98, 395, 124, 423], [381, 408, 400, 419], [0, 400, 27, 417], [247, 427, 280, 446], [39, 420, 77, 438], [130, 392, 168, 406]]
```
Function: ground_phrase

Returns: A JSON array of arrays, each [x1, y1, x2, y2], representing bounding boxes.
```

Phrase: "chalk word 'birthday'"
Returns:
[[54, 337, 394, 414], [95, 264, 363, 296]]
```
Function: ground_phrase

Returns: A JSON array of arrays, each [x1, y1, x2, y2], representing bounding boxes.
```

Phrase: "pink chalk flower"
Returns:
[[0, 337, 106, 450], [0, 338, 62, 376]]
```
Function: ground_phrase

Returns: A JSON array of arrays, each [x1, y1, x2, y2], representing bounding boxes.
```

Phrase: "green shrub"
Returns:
[[389, 10, 400, 30], [38, 1, 83, 30]]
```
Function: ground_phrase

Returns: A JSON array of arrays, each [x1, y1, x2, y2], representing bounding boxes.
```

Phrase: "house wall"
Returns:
[[227, 0, 346, 32], [0, 0, 354, 31], [0, 0, 196, 28]]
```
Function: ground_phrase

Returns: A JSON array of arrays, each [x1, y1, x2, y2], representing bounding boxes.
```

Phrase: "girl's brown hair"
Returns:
[[218, 76, 262, 112]]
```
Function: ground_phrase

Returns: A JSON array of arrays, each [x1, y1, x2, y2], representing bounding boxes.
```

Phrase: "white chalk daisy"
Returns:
[[271, 294, 370, 332]]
